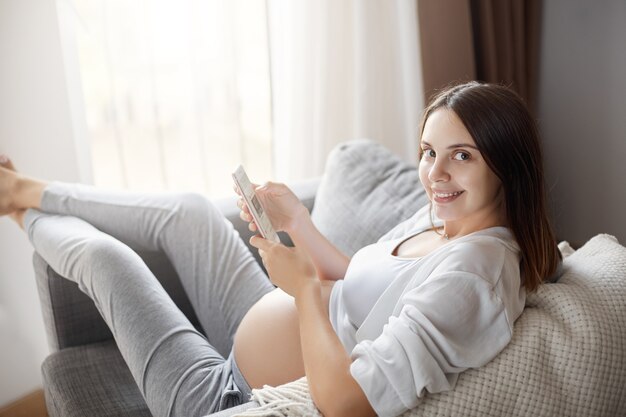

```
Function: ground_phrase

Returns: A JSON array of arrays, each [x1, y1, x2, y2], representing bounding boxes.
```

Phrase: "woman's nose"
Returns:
[[428, 159, 450, 183]]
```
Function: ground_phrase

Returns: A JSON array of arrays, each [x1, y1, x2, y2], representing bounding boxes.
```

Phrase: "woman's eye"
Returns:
[[453, 151, 470, 161], [422, 149, 435, 158]]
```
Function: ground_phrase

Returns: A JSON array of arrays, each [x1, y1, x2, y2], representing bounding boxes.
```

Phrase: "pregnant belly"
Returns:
[[233, 280, 337, 389]]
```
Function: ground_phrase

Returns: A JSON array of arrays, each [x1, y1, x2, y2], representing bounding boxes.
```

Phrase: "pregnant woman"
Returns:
[[0, 82, 561, 417]]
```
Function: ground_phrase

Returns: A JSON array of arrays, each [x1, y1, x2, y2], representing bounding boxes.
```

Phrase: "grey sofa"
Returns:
[[34, 178, 320, 417], [31, 139, 626, 417]]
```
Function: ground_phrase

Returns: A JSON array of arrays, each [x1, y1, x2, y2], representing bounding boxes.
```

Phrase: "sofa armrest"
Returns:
[[34, 249, 203, 352], [34, 178, 320, 352], [34, 252, 114, 351]]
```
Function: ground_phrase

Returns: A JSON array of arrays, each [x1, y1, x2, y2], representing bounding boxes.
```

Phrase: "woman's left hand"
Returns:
[[249, 235, 318, 298]]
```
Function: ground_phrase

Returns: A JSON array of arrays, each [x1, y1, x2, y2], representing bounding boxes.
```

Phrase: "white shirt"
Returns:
[[328, 205, 526, 417]]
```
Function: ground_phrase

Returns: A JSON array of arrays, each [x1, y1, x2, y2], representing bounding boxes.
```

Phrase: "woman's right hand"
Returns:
[[234, 181, 309, 235]]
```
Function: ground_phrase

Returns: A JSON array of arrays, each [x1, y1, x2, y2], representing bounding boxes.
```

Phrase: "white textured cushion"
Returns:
[[235, 234, 626, 417], [311, 139, 429, 256]]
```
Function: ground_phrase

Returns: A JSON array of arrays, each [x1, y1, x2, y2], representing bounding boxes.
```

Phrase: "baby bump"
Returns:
[[233, 280, 336, 389]]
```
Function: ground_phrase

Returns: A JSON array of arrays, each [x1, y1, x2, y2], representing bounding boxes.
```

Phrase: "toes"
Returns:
[[0, 155, 16, 171]]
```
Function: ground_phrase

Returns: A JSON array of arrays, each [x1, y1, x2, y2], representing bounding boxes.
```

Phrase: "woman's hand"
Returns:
[[249, 235, 318, 299], [234, 181, 309, 234]]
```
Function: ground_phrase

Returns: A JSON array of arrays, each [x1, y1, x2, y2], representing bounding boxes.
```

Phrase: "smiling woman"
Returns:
[[417, 82, 562, 292]]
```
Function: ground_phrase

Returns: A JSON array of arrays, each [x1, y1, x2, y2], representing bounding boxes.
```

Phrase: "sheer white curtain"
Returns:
[[70, 0, 423, 191], [71, 0, 273, 197], [267, 0, 424, 181]]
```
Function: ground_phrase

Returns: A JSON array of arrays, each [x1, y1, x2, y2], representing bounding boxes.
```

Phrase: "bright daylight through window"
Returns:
[[73, 0, 273, 197]]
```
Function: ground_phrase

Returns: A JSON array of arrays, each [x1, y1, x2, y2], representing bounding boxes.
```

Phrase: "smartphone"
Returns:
[[232, 165, 280, 243]]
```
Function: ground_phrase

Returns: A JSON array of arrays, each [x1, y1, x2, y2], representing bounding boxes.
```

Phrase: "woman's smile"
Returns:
[[432, 190, 464, 203]]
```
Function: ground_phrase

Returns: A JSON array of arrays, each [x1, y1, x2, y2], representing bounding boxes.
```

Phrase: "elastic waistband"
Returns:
[[229, 351, 253, 400]]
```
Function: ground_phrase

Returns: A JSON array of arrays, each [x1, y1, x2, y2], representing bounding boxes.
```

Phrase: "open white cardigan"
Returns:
[[329, 205, 526, 416]]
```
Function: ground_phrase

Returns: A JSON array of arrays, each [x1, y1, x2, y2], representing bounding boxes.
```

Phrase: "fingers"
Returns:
[[237, 198, 250, 213], [237, 198, 249, 215], [249, 236, 287, 275], [239, 212, 257, 232], [256, 181, 275, 193], [238, 209, 251, 222], [250, 235, 284, 254], [250, 235, 273, 251], [236, 198, 257, 231], [233, 182, 261, 195]]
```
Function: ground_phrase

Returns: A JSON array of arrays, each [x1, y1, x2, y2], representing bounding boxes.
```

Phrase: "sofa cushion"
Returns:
[[42, 340, 152, 417], [311, 139, 428, 256]]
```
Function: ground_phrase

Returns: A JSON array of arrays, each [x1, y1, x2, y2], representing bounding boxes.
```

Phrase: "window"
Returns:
[[73, 0, 273, 197]]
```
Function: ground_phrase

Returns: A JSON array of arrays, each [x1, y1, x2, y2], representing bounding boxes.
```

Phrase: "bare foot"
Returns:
[[0, 157, 19, 214], [0, 156, 27, 228], [0, 154, 48, 208]]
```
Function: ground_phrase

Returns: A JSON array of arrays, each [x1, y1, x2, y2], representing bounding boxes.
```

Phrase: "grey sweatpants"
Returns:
[[24, 182, 275, 417]]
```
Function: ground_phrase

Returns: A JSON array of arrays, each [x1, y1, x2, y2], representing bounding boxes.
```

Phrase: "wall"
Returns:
[[538, 0, 626, 247], [0, 0, 88, 407]]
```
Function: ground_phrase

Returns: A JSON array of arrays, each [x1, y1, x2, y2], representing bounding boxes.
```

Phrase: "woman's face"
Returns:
[[418, 108, 505, 230]]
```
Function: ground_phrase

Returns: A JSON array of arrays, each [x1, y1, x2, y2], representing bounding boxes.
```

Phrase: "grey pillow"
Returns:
[[311, 139, 429, 256]]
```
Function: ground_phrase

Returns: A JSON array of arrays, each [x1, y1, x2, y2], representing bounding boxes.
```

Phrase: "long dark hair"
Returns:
[[419, 81, 561, 292]]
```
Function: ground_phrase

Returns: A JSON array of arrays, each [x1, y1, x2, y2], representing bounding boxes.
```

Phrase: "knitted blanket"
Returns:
[[235, 234, 626, 417]]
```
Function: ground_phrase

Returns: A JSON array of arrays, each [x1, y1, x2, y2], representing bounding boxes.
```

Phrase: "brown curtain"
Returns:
[[469, 0, 542, 114], [418, 0, 542, 114], [418, 0, 476, 103]]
